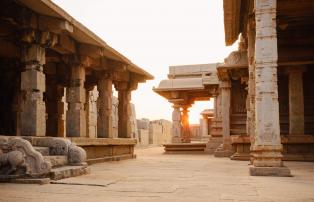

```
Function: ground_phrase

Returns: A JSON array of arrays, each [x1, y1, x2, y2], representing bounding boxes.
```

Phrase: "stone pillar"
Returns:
[[250, 0, 291, 176], [288, 67, 304, 135], [20, 44, 46, 136], [181, 106, 191, 143], [66, 64, 86, 137], [116, 82, 133, 138], [171, 104, 182, 143], [210, 94, 223, 137], [247, 14, 256, 161], [201, 115, 209, 138], [97, 76, 113, 138], [221, 81, 231, 150], [46, 80, 64, 137], [214, 81, 232, 157]]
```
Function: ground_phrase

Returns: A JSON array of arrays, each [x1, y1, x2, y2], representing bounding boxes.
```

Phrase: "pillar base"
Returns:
[[249, 166, 292, 177], [214, 143, 233, 157], [204, 136, 222, 154]]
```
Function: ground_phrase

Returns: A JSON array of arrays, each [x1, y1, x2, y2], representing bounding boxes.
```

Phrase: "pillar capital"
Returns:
[[219, 80, 231, 89]]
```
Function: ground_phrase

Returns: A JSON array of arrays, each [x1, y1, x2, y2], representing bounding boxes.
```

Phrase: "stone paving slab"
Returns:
[[0, 146, 314, 202]]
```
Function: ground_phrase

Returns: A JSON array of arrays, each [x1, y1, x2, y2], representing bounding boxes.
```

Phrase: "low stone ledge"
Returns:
[[249, 166, 292, 177], [68, 138, 137, 146]]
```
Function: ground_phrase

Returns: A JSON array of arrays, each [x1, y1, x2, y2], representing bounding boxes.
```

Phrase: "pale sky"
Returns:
[[52, 0, 237, 124]]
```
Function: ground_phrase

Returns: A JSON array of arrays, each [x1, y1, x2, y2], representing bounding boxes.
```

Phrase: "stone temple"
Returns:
[[0, 0, 153, 182], [0, 0, 313, 187], [155, 0, 314, 177]]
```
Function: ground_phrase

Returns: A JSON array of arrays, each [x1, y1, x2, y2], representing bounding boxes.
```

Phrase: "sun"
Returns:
[[188, 99, 214, 124]]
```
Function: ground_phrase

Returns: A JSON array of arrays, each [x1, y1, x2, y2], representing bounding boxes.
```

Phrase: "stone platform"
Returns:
[[0, 136, 89, 184], [231, 135, 314, 161], [163, 143, 206, 153], [69, 138, 137, 164], [0, 146, 313, 201]]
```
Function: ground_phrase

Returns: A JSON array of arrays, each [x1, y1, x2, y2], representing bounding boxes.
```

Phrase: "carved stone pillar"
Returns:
[[210, 94, 223, 137], [46, 77, 64, 137], [247, 14, 256, 162], [221, 81, 231, 150], [201, 114, 209, 139], [181, 106, 191, 143], [250, 0, 291, 176], [66, 64, 86, 137], [97, 75, 113, 138], [171, 104, 182, 143], [214, 81, 232, 157], [288, 67, 304, 135], [20, 44, 46, 136], [115, 81, 136, 138]]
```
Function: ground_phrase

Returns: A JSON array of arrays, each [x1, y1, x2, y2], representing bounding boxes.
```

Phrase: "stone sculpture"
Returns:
[[68, 144, 87, 165]]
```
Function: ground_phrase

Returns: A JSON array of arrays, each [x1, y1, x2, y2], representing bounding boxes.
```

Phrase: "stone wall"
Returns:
[[137, 119, 172, 145]]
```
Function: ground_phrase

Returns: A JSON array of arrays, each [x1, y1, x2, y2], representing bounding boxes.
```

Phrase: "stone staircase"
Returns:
[[0, 136, 90, 184], [34, 146, 90, 181]]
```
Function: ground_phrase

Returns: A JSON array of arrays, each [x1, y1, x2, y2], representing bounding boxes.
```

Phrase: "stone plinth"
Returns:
[[68, 138, 136, 164]]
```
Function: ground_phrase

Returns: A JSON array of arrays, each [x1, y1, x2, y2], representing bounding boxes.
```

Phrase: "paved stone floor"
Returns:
[[0, 146, 314, 202]]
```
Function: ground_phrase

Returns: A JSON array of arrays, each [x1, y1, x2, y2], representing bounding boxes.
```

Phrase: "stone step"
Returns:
[[44, 155, 68, 167], [34, 146, 49, 156], [163, 143, 206, 153], [50, 165, 91, 180]]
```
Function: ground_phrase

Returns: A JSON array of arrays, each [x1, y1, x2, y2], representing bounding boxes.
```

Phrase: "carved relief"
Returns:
[[49, 138, 71, 155], [68, 144, 87, 165]]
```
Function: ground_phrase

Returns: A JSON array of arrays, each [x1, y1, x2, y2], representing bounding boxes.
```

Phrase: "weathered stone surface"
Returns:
[[97, 78, 113, 138], [49, 138, 71, 155], [249, 166, 291, 177], [6, 138, 51, 177], [171, 105, 182, 143], [68, 144, 87, 165], [50, 165, 90, 180]]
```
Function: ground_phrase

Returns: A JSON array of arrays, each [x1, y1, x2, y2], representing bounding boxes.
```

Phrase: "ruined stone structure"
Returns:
[[218, 0, 314, 176], [137, 119, 172, 145], [0, 0, 152, 181], [154, 64, 220, 143], [155, 0, 314, 176]]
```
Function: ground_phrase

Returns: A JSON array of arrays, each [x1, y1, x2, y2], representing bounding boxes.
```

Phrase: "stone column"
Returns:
[[221, 81, 231, 150], [250, 0, 291, 176], [97, 76, 113, 138], [66, 64, 86, 137], [201, 115, 209, 138], [20, 44, 46, 136], [247, 14, 256, 161], [181, 106, 191, 143], [214, 81, 232, 157], [116, 82, 133, 138], [171, 104, 182, 143], [46, 80, 64, 137], [288, 67, 304, 135]]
